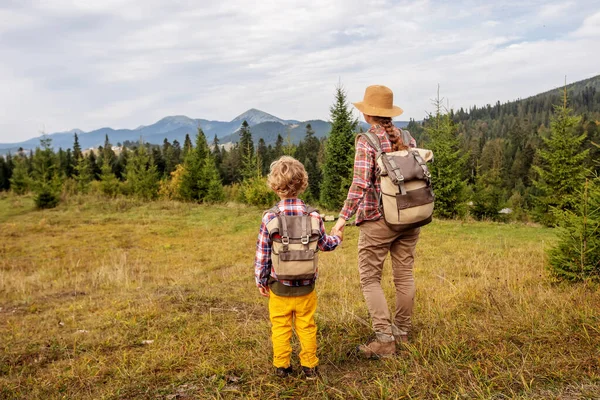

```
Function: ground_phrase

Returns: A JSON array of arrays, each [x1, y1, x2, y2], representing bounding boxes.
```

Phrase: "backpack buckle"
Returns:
[[281, 236, 289, 245], [301, 235, 310, 245]]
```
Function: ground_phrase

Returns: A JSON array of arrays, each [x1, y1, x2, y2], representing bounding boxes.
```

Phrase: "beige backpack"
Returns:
[[357, 130, 435, 229], [265, 207, 321, 281]]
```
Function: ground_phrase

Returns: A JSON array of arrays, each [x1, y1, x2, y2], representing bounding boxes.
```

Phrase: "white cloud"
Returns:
[[0, 0, 599, 142], [572, 11, 600, 37]]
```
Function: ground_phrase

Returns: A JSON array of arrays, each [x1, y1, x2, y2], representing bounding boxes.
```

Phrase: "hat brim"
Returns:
[[352, 101, 404, 118]]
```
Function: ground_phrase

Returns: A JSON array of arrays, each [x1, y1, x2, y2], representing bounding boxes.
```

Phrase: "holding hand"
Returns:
[[258, 285, 270, 297], [331, 217, 346, 240]]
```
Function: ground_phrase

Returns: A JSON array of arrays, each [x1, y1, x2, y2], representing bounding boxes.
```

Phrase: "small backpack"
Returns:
[[265, 206, 321, 281], [356, 129, 435, 229]]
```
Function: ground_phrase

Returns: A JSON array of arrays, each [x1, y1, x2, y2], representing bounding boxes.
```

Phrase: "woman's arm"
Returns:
[[337, 137, 374, 224]]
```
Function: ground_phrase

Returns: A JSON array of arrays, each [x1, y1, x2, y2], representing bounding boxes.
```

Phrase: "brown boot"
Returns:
[[357, 333, 396, 359], [392, 324, 409, 344]]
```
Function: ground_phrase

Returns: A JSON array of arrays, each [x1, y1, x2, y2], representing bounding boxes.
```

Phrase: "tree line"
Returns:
[[0, 83, 598, 281]]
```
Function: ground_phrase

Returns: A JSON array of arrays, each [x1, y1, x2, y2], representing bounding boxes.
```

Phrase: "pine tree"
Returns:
[[239, 121, 254, 160], [31, 136, 62, 208], [548, 177, 600, 281], [126, 141, 159, 200], [320, 84, 358, 210], [0, 156, 9, 191], [100, 135, 116, 174], [203, 155, 225, 203], [532, 93, 589, 226], [87, 151, 101, 180], [99, 161, 120, 198], [10, 154, 29, 195], [274, 134, 284, 159], [171, 140, 182, 166], [183, 134, 193, 158], [423, 89, 468, 218], [472, 167, 506, 220], [75, 153, 94, 193], [114, 148, 128, 181], [179, 127, 210, 201], [256, 138, 268, 176], [211, 135, 222, 170], [297, 124, 322, 202], [162, 138, 175, 176], [73, 132, 82, 161]]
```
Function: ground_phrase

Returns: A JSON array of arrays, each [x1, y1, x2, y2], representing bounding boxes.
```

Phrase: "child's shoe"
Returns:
[[301, 366, 319, 380], [274, 366, 293, 378]]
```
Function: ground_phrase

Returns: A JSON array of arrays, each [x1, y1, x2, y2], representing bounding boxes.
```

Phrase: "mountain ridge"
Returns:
[[0, 108, 410, 154]]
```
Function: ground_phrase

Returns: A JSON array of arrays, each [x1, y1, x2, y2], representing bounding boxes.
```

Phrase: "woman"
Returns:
[[333, 85, 420, 358]]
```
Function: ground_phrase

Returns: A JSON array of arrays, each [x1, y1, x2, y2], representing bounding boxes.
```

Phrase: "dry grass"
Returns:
[[0, 193, 599, 399]]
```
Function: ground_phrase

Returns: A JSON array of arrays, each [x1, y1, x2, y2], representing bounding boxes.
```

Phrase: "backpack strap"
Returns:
[[305, 206, 318, 214], [267, 205, 280, 215], [356, 132, 383, 157], [411, 150, 432, 183], [278, 213, 289, 252], [400, 129, 413, 148]]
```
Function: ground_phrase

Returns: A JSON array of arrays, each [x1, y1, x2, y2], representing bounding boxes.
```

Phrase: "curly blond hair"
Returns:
[[267, 156, 308, 198]]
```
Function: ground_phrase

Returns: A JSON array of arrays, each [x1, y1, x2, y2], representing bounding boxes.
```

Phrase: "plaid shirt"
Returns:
[[339, 125, 417, 224], [255, 199, 341, 289]]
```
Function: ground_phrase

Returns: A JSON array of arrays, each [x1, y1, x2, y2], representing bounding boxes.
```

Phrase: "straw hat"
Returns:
[[352, 85, 403, 117]]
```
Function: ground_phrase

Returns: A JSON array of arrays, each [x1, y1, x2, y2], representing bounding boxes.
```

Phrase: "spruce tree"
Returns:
[[31, 136, 61, 208], [532, 95, 589, 226], [297, 124, 322, 202], [183, 134, 193, 158], [10, 155, 29, 195], [75, 153, 94, 193], [239, 121, 254, 160], [179, 127, 210, 201], [424, 91, 468, 218], [0, 157, 9, 191], [162, 139, 175, 176], [274, 134, 284, 159], [472, 168, 506, 220], [73, 132, 82, 161], [87, 151, 101, 180], [171, 140, 182, 166], [548, 177, 600, 281], [256, 138, 268, 176], [211, 135, 222, 169], [320, 84, 358, 210], [203, 156, 225, 203], [126, 141, 159, 200], [114, 148, 128, 181], [99, 161, 120, 197]]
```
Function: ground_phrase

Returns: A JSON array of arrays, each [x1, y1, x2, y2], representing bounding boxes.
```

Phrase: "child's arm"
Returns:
[[315, 215, 342, 252], [254, 215, 272, 297]]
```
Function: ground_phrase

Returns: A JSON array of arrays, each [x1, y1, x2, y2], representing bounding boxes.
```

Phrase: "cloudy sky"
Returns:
[[0, 0, 599, 143]]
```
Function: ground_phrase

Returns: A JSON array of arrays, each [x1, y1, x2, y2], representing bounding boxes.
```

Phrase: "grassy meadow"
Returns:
[[0, 193, 599, 399]]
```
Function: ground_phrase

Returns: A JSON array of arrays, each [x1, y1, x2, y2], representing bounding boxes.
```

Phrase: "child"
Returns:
[[254, 156, 342, 379]]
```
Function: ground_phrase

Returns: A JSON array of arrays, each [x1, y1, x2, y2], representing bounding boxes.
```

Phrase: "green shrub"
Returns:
[[239, 177, 278, 207], [35, 190, 60, 209]]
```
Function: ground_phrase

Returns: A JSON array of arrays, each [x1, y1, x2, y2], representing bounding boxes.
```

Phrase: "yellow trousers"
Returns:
[[268, 290, 318, 368]]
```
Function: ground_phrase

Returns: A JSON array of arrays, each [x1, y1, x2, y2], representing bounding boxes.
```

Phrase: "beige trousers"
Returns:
[[358, 218, 420, 336]]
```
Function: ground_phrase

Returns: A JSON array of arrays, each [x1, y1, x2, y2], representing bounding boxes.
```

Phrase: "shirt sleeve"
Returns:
[[339, 137, 374, 220], [315, 214, 341, 251], [254, 214, 273, 288]]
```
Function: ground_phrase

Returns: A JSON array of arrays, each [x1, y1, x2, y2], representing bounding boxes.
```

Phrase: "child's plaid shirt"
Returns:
[[254, 199, 341, 289], [339, 125, 417, 225]]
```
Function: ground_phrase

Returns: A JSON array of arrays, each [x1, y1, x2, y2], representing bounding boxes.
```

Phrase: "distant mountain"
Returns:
[[0, 108, 411, 154]]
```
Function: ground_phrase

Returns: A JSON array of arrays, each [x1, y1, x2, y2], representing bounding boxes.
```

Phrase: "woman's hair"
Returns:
[[369, 116, 408, 151], [267, 156, 308, 198]]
